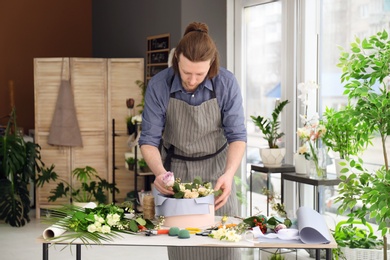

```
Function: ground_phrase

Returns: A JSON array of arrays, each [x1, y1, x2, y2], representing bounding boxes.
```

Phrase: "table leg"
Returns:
[[315, 249, 320, 260], [43, 243, 49, 260], [76, 244, 81, 260], [281, 175, 284, 204], [326, 248, 332, 260], [266, 173, 270, 216], [250, 170, 253, 216], [313, 186, 318, 212]]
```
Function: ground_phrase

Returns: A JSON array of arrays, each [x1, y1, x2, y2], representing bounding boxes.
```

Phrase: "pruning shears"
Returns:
[[145, 229, 170, 236]]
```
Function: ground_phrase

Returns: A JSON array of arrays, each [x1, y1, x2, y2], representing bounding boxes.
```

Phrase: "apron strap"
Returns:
[[163, 142, 228, 171]]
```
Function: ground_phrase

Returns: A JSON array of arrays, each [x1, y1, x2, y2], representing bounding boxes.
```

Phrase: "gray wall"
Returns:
[[181, 0, 227, 66], [92, 0, 227, 66]]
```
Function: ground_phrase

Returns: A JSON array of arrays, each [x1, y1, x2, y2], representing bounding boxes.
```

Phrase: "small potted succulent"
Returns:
[[125, 157, 137, 171], [250, 100, 289, 167], [138, 158, 150, 173]]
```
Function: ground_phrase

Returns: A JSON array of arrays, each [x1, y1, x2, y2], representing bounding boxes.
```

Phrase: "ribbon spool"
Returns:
[[143, 194, 155, 220]]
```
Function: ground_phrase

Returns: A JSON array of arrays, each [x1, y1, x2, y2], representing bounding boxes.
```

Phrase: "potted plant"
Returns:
[[138, 158, 150, 173], [126, 114, 142, 136], [335, 29, 390, 259], [36, 165, 119, 205], [0, 108, 45, 227], [250, 100, 289, 167], [322, 105, 371, 177], [125, 157, 137, 170], [332, 220, 384, 260]]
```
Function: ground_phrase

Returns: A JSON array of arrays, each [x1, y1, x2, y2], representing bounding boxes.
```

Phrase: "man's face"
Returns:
[[177, 54, 211, 92]]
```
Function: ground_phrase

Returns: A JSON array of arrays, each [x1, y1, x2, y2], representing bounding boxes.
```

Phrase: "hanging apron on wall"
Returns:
[[162, 82, 240, 260], [47, 58, 83, 147]]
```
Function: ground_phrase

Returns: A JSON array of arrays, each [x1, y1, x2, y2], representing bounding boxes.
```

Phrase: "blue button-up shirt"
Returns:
[[139, 67, 247, 147]]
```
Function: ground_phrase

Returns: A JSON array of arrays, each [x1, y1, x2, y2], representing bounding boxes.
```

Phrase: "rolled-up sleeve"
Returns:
[[216, 69, 247, 143], [139, 71, 170, 147]]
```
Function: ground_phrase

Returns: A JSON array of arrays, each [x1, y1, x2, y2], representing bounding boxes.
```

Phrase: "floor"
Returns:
[[0, 207, 327, 260]]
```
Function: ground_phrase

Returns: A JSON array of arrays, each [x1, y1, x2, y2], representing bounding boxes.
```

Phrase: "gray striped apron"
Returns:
[[162, 81, 241, 260]]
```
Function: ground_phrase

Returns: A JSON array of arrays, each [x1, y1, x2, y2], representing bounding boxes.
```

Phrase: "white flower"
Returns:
[[94, 221, 102, 228], [298, 145, 308, 155], [131, 115, 142, 124], [210, 226, 241, 242], [101, 225, 111, 234], [197, 187, 209, 196], [94, 214, 105, 223], [87, 224, 97, 233], [184, 190, 199, 199], [112, 213, 121, 222], [106, 213, 120, 226], [298, 81, 319, 105]]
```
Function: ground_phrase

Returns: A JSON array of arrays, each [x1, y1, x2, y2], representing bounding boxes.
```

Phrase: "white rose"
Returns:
[[87, 224, 97, 233], [101, 225, 111, 234]]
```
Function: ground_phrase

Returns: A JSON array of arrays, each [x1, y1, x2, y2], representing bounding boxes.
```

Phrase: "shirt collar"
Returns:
[[170, 74, 214, 94]]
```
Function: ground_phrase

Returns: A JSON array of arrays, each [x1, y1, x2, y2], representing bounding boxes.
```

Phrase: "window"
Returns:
[[319, 0, 390, 170]]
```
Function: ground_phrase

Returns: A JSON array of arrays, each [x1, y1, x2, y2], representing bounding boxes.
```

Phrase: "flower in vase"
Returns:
[[297, 114, 327, 177], [297, 144, 309, 157]]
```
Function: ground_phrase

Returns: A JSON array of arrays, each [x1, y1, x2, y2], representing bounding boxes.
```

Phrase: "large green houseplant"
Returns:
[[322, 105, 372, 176], [335, 30, 390, 259], [0, 109, 45, 227], [250, 100, 289, 167], [36, 165, 119, 204], [323, 105, 371, 160]]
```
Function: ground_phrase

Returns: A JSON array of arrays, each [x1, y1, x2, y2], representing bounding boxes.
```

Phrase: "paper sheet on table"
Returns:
[[297, 206, 331, 244], [42, 202, 97, 239]]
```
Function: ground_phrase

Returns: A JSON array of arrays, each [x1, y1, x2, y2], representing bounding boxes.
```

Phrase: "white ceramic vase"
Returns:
[[259, 148, 286, 167], [294, 153, 307, 174]]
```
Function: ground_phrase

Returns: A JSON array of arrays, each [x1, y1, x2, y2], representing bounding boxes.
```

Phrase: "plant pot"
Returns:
[[140, 166, 151, 173], [127, 123, 136, 135], [259, 148, 286, 167], [127, 162, 135, 171], [294, 153, 307, 174]]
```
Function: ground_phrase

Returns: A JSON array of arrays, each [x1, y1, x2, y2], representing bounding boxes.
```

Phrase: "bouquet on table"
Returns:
[[42, 203, 164, 245]]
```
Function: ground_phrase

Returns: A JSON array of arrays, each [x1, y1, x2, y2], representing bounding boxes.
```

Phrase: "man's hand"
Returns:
[[213, 173, 233, 211], [153, 173, 175, 196]]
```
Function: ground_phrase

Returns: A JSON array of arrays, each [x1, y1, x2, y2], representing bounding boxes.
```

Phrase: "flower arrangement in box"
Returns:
[[42, 202, 164, 245], [154, 172, 221, 228], [172, 177, 215, 199]]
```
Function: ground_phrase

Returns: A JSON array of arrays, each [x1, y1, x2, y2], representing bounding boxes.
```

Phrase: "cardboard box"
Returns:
[[154, 192, 215, 228]]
